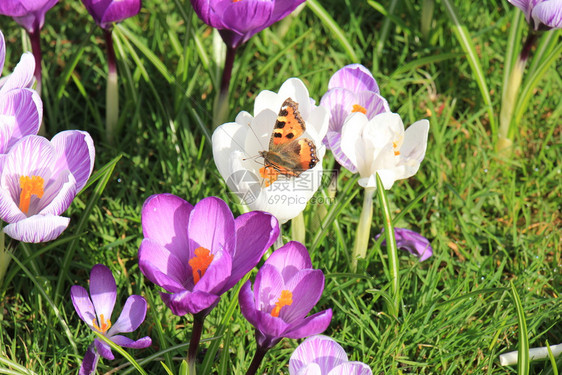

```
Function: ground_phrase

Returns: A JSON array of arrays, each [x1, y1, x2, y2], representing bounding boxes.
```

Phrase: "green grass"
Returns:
[[0, 0, 561, 373]]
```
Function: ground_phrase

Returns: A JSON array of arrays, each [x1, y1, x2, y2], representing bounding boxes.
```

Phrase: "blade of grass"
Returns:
[[511, 281, 529, 374], [501, 9, 524, 106], [8, 252, 78, 356], [306, 0, 359, 63], [441, 0, 497, 136], [54, 155, 122, 303], [93, 332, 148, 375]]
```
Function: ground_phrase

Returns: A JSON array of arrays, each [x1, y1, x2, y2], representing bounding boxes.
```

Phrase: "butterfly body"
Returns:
[[259, 98, 318, 186]]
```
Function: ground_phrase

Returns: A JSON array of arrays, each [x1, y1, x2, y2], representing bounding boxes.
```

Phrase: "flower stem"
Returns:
[[245, 344, 269, 375], [213, 45, 237, 128], [351, 186, 375, 272], [0, 228, 9, 290], [29, 29, 45, 135], [291, 212, 305, 244], [187, 312, 206, 375], [497, 32, 538, 155], [375, 173, 400, 316], [104, 28, 119, 145]]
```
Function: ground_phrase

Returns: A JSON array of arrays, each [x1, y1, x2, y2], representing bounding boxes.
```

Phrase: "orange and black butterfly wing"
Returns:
[[269, 98, 306, 148]]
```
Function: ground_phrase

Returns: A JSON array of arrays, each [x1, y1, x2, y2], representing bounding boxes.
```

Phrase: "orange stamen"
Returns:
[[19, 176, 44, 214], [259, 166, 278, 187], [189, 247, 214, 284], [392, 141, 400, 156], [92, 314, 112, 333], [232, 0, 242, 2], [270, 290, 293, 317], [351, 104, 367, 115]]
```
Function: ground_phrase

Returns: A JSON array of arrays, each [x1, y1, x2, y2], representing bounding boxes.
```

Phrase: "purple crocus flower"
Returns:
[[0, 131, 95, 242], [138, 194, 279, 316], [508, 0, 562, 30], [81, 0, 142, 30], [71, 264, 152, 375], [0, 31, 42, 156], [239, 241, 332, 351], [320, 64, 390, 172], [190, 0, 306, 49], [289, 335, 372, 375], [0, 0, 59, 33], [376, 228, 433, 262]]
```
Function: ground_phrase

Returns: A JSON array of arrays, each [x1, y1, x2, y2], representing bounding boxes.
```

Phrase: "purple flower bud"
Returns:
[[190, 0, 307, 49], [81, 0, 142, 29], [0, 0, 58, 33]]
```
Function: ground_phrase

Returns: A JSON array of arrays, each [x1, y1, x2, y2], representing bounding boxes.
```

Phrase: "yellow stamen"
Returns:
[[351, 104, 367, 114], [19, 176, 44, 214], [92, 314, 112, 333], [270, 290, 293, 317], [189, 247, 214, 284]]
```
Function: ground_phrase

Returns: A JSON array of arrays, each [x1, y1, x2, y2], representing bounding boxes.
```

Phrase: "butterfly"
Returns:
[[258, 98, 319, 187]]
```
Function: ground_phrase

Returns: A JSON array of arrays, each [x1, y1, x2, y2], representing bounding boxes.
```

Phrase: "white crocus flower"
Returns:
[[340, 112, 429, 190], [212, 78, 329, 223]]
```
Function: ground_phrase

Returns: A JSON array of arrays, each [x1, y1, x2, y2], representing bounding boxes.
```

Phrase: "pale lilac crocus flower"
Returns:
[[0, 30, 42, 156], [289, 335, 372, 375], [376, 228, 433, 262], [138, 194, 279, 371], [320, 64, 390, 172], [71, 264, 151, 375], [0, 0, 59, 95], [508, 0, 562, 30], [239, 241, 332, 374], [0, 131, 95, 242]]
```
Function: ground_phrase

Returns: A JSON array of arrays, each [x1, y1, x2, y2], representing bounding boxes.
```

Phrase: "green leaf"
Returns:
[[94, 332, 148, 375], [510, 281, 529, 374]]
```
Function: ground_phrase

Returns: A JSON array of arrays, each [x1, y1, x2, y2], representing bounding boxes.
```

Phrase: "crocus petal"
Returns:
[[188, 196, 235, 260], [0, 53, 35, 95], [265, 241, 312, 282], [289, 335, 348, 374], [284, 308, 333, 339], [328, 64, 379, 93], [141, 193, 193, 263], [193, 246, 232, 295], [160, 289, 220, 316], [138, 238, 190, 293], [293, 363, 322, 375], [329, 362, 373, 375], [37, 171, 77, 216], [222, 211, 279, 291], [220, 0, 274, 36], [79, 344, 99, 375], [324, 131, 357, 173], [339, 112, 369, 173], [239, 280, 259, 327], [320, 88, 357, 134], [254, 308, 291, 341], [532, 0, 562, 28], [100, 0, 141, 28], [110, 335, 152, 349], [377, 228, 433, 262], [253, 264, 284, 313], [70, 285, 96, 328], [2, 214, 70, 242], [282, 270, 324, 323], [94, 338, 114, 360], [270, 0, 306, 25], [89, 264, 117, 324], [51, 130, 95, 192], [401, 120, 429, 162], [0, 88, 42, 153], [0, 31, 4, 74], [107, 295, 147, 335]]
